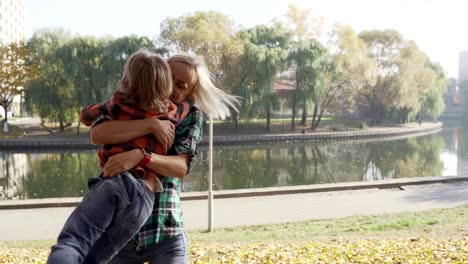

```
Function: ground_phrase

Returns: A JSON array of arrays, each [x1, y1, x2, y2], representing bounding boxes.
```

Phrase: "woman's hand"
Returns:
[[102, 149, 145, 178], [150, 118, 175, 153]]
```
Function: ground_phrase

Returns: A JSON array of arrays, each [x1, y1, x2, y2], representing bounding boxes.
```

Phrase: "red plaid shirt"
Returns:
[[80, 92, 190, 180]]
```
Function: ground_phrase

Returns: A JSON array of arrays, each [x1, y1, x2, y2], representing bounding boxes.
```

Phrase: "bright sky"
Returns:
[[25, 0, 467, 78]]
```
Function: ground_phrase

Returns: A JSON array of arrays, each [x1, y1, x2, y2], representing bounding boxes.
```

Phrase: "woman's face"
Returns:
[[169, 61, 197, 103]]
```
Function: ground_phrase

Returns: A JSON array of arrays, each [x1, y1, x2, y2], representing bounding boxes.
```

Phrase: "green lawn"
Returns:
[[1, 206, 466, 263], [0, 124, 24, 139]]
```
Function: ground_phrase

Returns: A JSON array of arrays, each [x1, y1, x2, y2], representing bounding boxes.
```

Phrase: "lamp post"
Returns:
[[208, 115, 214, 232]]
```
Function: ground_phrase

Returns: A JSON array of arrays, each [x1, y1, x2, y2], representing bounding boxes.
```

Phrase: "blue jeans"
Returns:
[[108, 233, 188, 264], [47, 172, 155, 264]]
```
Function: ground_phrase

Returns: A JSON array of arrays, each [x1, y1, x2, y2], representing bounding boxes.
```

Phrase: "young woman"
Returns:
[[88, 54, 239, 264], [48, 50, 187, 264]]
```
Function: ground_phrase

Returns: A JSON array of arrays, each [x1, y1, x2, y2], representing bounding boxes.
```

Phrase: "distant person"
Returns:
[[47, 49, 192, 263]]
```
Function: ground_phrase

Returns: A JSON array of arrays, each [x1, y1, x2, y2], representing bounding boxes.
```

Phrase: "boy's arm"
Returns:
[[102, 107, 204, 178], [80, 101, 110, 127]]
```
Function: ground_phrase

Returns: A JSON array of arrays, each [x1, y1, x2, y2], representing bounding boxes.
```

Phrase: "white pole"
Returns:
[[208, 115, 214, 232]]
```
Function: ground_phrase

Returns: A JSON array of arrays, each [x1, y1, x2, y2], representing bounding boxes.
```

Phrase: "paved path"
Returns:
[[10, 117, 52, 137], [0, 181, 466, 241]]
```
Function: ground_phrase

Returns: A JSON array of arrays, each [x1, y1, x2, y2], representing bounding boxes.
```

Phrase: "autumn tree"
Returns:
[[0, 42, 35, 123]]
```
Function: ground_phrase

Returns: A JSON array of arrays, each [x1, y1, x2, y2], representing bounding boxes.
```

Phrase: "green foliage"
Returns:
[[25, 29, 159, 131], [160, 11, 239, 75], [356, 30, 448, 124], [23, 11, 450, 129], [26, 28, 76, 131], [237, 23, 293, 131], [288, 39, 327, 129]]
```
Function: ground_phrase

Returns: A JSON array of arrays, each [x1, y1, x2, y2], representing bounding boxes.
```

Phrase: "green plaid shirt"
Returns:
[[134, 104, 203, 250]]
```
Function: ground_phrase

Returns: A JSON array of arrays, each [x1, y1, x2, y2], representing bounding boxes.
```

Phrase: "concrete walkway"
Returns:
[[11, 117, 52, 137], [0, 180, 467, 241]]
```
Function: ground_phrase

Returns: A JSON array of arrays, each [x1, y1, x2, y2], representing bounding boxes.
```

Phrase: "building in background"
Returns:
[[459, 50, 468, 87], [0, 0, 26, 118], [0, 0, 25, 44]]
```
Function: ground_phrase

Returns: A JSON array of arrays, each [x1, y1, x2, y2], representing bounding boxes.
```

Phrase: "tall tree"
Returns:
[[26, 28, 76, 131], [239, 23, 292, 131], [288, 40, 326, 130], [420, 62, 447, 119], [392, 41, 436, 123], [357, 29, 403, 124], [0, 42, 35, 123], [312, 24, 375, 129], [160, 11, 239, 77], [285, 3, 324, 129]]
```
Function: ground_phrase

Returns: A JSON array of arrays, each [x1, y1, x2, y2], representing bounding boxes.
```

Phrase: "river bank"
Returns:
[[0, 119, 443, 149]]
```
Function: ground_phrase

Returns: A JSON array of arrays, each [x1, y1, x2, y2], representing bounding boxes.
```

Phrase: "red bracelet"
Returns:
[[138, 150, 151, 167]]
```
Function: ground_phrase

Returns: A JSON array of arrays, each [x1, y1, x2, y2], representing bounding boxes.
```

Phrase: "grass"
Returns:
[[6, 207, 467, 245], [1, 206, 466, 263], [0, 124, 24, 139], [187, 206, 468, 244]]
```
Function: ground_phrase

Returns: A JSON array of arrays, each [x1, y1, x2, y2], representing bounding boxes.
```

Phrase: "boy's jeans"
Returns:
[[108, 233, 188, 264], [47, 172, 155, 264]]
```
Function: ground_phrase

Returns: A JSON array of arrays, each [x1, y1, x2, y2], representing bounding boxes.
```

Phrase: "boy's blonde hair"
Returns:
[[168, 54, 239, 119], [120, 49, 172, 112]]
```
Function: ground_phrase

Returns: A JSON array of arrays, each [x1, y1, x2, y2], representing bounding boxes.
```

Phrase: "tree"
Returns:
[[288, 40, 326, 130], [26, 28, 76, 132], [420, 62, 447, 119], [239, 23, 292, 131], [285, 3, 325, 130], [160, 11, 239, 77], [357, 29, 403, 124], [0, 42, 35, 123], [311, 25, 375, 129], [391, 41, 435, 123], [25, 29, 160, 132], [68, 35, 159, 134]]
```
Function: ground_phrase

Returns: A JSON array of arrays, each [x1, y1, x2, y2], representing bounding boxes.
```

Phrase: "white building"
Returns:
[[0, 0, 25, 44], [0, 0, 26, 118]]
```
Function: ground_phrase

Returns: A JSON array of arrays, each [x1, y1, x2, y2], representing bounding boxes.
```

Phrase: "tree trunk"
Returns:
[[232, 111, 239, 129], [300, 98, 307, 126], [291, 91, 297, 131], [76, 115, 81, 135], [315, 112, 324, 128], [58, 112, 65, 132], [1, 103, 8, 123], [311, 104, 318, 130], [266, 105, 271, 132]]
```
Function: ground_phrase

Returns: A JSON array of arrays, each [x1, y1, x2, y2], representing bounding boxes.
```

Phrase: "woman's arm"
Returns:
[[102, 149, 188, 178], [90, 118, 175, 151]]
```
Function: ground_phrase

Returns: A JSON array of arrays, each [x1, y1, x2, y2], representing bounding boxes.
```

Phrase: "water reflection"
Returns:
[[184, 133, 447, 191], [0, 151, 99, 200], [0, 129, 463, 200]]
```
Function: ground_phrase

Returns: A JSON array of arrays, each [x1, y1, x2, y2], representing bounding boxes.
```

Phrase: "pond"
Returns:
[[0, 127, 463, 200]]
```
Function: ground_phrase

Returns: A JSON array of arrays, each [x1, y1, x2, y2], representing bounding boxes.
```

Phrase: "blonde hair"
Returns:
[[120, 49, 172, 112], [168, 54, 239, 119]]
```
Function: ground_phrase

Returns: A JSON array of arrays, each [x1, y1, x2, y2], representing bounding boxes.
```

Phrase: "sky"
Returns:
[[25, 0, 468, 78]]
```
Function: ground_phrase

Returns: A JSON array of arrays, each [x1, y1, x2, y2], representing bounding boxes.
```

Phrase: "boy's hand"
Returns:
[[150, 118, 175, 153], [102, 149, 144, 177]]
